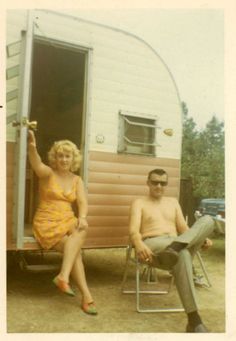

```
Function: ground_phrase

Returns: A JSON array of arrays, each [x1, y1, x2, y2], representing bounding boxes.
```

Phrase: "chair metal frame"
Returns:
[[194, 251, 212, 288], [191, 214, 212, 288], [121, 244, 184, 313]]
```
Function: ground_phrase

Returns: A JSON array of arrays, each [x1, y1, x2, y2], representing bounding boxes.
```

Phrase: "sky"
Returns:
[[63, 8, 224, 130]]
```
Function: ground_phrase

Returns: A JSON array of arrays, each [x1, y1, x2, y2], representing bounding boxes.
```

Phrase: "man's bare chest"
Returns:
[[141, 202, 175, 222]]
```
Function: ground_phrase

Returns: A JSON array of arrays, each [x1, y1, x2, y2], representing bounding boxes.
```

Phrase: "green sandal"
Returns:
[[81, 301, 98, 315], [53, 276, 75, 296]]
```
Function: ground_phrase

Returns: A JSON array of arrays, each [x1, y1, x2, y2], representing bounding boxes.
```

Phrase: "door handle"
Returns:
[[12, 117, 37, 131]]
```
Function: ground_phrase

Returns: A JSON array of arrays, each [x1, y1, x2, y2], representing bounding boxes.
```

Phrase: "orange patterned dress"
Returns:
[[33, 172, 79, 249]]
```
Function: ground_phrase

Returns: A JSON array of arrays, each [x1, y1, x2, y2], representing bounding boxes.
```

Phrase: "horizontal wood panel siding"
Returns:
[[88, 183, 180, 197], [7, 142, 15, 249], [88, 194, 141, 206], [85, 151, 180, 247], [89, 151, 180, 166], [88, 187, 179, 204], [6, 148, 180, 249], [88, 183, 148, 196], [88, 171, 179, 186], [89, 161, 180, 178], [89, 205, 129, 216], [87, 217, 128, 227]]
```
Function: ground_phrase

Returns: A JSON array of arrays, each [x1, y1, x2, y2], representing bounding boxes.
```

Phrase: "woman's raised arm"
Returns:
[[28, 130, 52, 178]]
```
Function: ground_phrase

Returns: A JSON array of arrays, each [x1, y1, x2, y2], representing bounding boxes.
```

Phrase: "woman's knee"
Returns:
[[53, 235, 68, 252], [71, 228, 87, 242]]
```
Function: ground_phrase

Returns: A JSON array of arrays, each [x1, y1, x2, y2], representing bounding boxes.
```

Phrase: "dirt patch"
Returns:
[[7, 236, 225, 333]]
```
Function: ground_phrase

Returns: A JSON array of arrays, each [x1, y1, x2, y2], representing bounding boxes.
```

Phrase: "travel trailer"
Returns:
[[7, 10, 183, 252]]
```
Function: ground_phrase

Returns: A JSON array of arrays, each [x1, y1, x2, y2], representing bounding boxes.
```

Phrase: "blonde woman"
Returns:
[[27, 130, 97, 315]]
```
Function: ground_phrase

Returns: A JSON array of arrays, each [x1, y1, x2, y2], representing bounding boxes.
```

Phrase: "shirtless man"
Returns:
[[129, 168, 216, 333]]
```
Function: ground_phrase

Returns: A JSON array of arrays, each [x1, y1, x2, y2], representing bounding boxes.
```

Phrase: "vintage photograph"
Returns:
[[3, 1, 231, 337]]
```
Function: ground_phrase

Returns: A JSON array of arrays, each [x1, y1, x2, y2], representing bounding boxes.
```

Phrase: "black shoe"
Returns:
[[151, 248, 179, 270], [186, 323, 209, 333]]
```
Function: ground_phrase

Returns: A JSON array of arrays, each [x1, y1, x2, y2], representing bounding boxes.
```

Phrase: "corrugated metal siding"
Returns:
[[84, 151, 180, 248], [28, 10, 181, 159]]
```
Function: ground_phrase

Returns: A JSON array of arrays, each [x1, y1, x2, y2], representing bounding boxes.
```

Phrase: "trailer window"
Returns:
[[118, 111, 159, 156]]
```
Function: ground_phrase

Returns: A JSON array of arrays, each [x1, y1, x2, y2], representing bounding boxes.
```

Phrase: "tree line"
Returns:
[[181, 102, 225, 200]]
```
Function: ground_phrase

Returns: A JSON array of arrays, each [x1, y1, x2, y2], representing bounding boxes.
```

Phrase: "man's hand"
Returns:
[[201, 238, 213, 250], [135, 241, 154, 263]]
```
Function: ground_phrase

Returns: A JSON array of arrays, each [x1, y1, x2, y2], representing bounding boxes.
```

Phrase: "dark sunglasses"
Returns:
[[149, 180, 168, 187]]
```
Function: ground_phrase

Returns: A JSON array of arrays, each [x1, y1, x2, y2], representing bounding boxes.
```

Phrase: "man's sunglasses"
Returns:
[[149, 180, 168, 187]]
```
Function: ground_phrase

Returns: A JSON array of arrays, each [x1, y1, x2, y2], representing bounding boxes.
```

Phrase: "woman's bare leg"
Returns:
[[53, 229, 86, 283], [53, 232, 93, 303], [71, 252, 94, 304]]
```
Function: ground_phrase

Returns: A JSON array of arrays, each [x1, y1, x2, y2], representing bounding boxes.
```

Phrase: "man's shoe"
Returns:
[[186, 323, 209, 333], [151, 247, 179, 270]]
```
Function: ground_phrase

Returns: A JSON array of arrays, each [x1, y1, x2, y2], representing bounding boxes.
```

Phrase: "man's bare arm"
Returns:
[[129, 199, 154, 262], [175, 199, 213, 249], [175, 199, 190, 234]]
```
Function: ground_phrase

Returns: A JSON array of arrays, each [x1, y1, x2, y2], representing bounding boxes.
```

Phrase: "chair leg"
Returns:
[[195, 251, 212, 288], [122, 246, 169, 295], [135, 257, 184, 313], [121, 245, 184, 312], [142, 265, 158, 283], [121, 245, 133, 291]]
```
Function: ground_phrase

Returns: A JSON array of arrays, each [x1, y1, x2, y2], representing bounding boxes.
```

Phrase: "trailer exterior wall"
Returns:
[[6, 10, 183, 249], [6, 146, 180, 249], [7, 10, 182, 158]]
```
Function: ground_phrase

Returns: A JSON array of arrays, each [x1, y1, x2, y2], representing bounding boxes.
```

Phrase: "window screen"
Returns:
[[118, 112, 159, 156]]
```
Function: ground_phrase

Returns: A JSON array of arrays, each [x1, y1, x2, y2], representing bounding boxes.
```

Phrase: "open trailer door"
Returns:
[[7, 9, 91, 251], [10, 11, 35, 249]]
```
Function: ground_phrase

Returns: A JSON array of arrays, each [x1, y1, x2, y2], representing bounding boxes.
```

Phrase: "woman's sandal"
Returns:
[[81, 301, 98, 315], [53, 276, 75, 296]]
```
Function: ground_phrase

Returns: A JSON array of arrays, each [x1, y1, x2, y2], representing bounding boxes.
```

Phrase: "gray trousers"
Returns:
[[143, 215, 216, 313]]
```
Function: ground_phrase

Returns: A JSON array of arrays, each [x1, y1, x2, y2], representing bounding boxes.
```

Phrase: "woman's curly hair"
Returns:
[[48, 140, 82, 172]]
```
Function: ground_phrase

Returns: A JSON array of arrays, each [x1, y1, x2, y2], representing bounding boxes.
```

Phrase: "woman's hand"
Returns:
[[77, 217, 88, 231], [28, 130, 37, 148]]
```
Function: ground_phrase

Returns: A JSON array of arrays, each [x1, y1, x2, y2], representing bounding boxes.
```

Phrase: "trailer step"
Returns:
[[15, 251, 61, 273], [21, 263, 60, 273]]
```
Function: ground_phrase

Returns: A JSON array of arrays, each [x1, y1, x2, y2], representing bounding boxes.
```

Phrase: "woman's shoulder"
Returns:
[[72, 174, 82, 183]]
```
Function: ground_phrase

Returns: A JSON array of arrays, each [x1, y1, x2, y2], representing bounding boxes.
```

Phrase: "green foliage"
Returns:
[[181, 102, 225, 199]]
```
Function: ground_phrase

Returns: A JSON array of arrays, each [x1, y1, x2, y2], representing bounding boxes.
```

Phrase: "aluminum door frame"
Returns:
[[13, 10, 35, 248]]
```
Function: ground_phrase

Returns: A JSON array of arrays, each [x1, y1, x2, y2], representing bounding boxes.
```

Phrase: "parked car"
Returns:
[[197, 198, 225, 218], [194, 198, 225, 234]]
